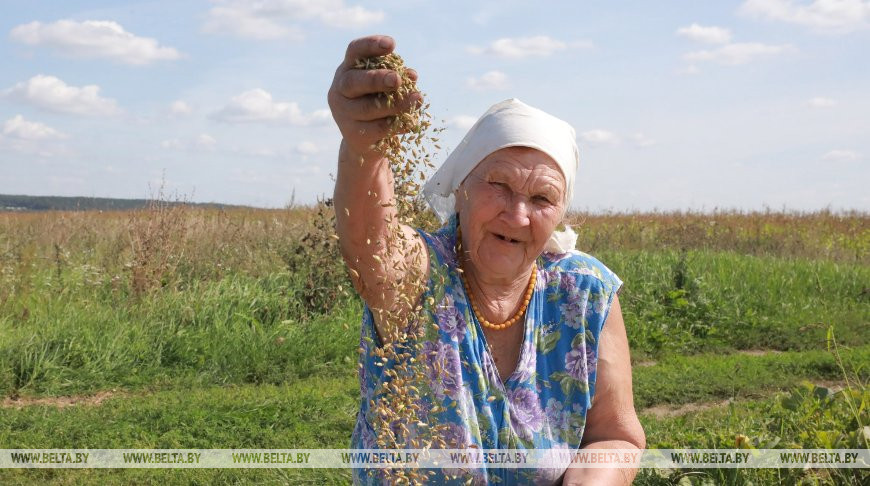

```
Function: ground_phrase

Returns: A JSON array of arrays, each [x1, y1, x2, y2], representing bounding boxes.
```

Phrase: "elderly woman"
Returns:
[[329, 36, 645, 485]]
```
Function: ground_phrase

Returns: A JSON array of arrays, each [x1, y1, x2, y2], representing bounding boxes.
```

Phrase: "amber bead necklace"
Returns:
[[456, 226, 537, 331]]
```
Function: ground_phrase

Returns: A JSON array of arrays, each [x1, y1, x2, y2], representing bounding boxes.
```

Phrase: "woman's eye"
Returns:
[[533, 195, 552, 204]]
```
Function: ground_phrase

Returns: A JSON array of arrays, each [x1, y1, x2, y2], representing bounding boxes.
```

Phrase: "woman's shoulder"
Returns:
[[415, 219, 459, 268], [538, 250, 622, 295]]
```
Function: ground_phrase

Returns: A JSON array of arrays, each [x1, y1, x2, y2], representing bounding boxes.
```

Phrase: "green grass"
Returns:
[[1, 273, 360, 397], [601, 249, 869, 358], [1, 378, 359, 449], [0, 378, 359, 485], [3, 250, 866, 398], [632, 345, 869, 408], [4, 349, 865, 450]]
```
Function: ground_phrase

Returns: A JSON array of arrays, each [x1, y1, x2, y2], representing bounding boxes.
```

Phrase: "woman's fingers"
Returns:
[[337, 68, 402, 99], [343, 35, 394, 69]]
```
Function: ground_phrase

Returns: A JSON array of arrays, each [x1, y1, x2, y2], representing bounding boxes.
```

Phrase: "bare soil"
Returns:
[[1, 390, 122, 409]]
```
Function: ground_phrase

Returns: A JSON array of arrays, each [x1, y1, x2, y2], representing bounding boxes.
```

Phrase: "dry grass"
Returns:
[[1, 206, 865, 309], [1, 390, 122, 409], [0, 206, 309, 293], [568, 209, 869, 263]]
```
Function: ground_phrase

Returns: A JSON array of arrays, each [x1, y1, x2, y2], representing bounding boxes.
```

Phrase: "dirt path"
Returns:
[[640, 379, 849, 419], [641, 399, 733, 419], [1, 390, 123, 409]]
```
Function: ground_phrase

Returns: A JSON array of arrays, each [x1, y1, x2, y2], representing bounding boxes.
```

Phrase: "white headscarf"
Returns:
[[423, 98, 580, 253]]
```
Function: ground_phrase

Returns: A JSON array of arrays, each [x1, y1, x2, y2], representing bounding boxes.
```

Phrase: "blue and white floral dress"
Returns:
[[351, 216, 622, 485]]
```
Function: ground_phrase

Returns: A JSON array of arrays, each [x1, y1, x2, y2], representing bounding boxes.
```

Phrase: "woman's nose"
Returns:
[[502, 196, 531, 227]]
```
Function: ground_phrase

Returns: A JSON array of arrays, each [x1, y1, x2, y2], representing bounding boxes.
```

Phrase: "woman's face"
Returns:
[[455, 147, 567, 281]]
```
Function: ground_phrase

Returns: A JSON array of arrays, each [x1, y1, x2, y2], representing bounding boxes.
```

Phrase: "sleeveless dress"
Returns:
[[351, 216, 622, 485]]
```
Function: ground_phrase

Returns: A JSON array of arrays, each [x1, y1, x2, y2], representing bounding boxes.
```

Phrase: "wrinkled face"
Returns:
[[455, 146, 567, 280]]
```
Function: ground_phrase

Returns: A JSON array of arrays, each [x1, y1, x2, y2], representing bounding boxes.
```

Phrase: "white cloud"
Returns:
[[468, 36, 583, 58], [3, 115, 68, 140], [822, 149, 860, 161], [631, 133, 657, 148], [170, 100, 192, 115], [196, 134, 217, 150], [0, 116, 71, 157], [295, 141, 319, 155], [676, 23, 733, 44], [807, 96, 837, 107], [10, 20, 182, 65], [210, 88, 330, 125], [683, 42, 794, 65], [319, 5, 384, 28], [466, 71, 508, 90], [740, 0, 870, 34], [202, 0, 384, 40], [203, 6, 300, 40], [579, 129, 620, 147], [3, 75, 120, 116], [449, 115, 478, 131]]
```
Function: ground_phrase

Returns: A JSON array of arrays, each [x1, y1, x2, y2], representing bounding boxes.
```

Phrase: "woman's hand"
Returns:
[[327, 35, 421, 160]]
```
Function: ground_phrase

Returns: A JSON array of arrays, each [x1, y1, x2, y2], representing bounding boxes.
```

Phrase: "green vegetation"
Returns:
[[633, 346, 869, 408], [601, 249, 869, 358], [638, 382, 868, 485], [0, 206, 867, 484]]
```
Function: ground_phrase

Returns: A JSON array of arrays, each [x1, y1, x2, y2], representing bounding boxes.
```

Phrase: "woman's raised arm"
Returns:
[[328, 35, 428, 343]]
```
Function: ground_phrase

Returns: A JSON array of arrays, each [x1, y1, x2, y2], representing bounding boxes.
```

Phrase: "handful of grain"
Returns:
[[353, 53, 441, 228]]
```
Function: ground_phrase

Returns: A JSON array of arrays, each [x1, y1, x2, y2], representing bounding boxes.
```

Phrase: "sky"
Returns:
[[1, 0, 868, 211]]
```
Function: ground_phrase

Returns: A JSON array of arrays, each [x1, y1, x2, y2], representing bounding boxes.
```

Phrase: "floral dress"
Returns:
[[351, 216, 623, 485]]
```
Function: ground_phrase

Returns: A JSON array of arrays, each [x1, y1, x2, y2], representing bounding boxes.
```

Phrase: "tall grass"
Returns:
[[569, 209, 869, 263]]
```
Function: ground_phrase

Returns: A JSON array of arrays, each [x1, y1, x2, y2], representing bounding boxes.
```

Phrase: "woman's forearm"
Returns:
[[333, 139, 397, 261]]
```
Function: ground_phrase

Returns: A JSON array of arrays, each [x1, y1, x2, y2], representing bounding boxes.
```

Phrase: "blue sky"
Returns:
[[1, 0, 868, 211]]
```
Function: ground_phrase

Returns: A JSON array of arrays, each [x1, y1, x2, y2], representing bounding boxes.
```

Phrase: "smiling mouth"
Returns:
[[494, 233, 521, 244]]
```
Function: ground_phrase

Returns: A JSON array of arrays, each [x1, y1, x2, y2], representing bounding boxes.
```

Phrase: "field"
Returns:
[[0, 204, 868, 485]]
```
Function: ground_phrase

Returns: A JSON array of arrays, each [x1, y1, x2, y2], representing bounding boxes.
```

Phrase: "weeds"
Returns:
[[825, 326, 867, 448], [638, 324, 869, 485], [127, 195, 190, 295], [279, 198, 351, 318]]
